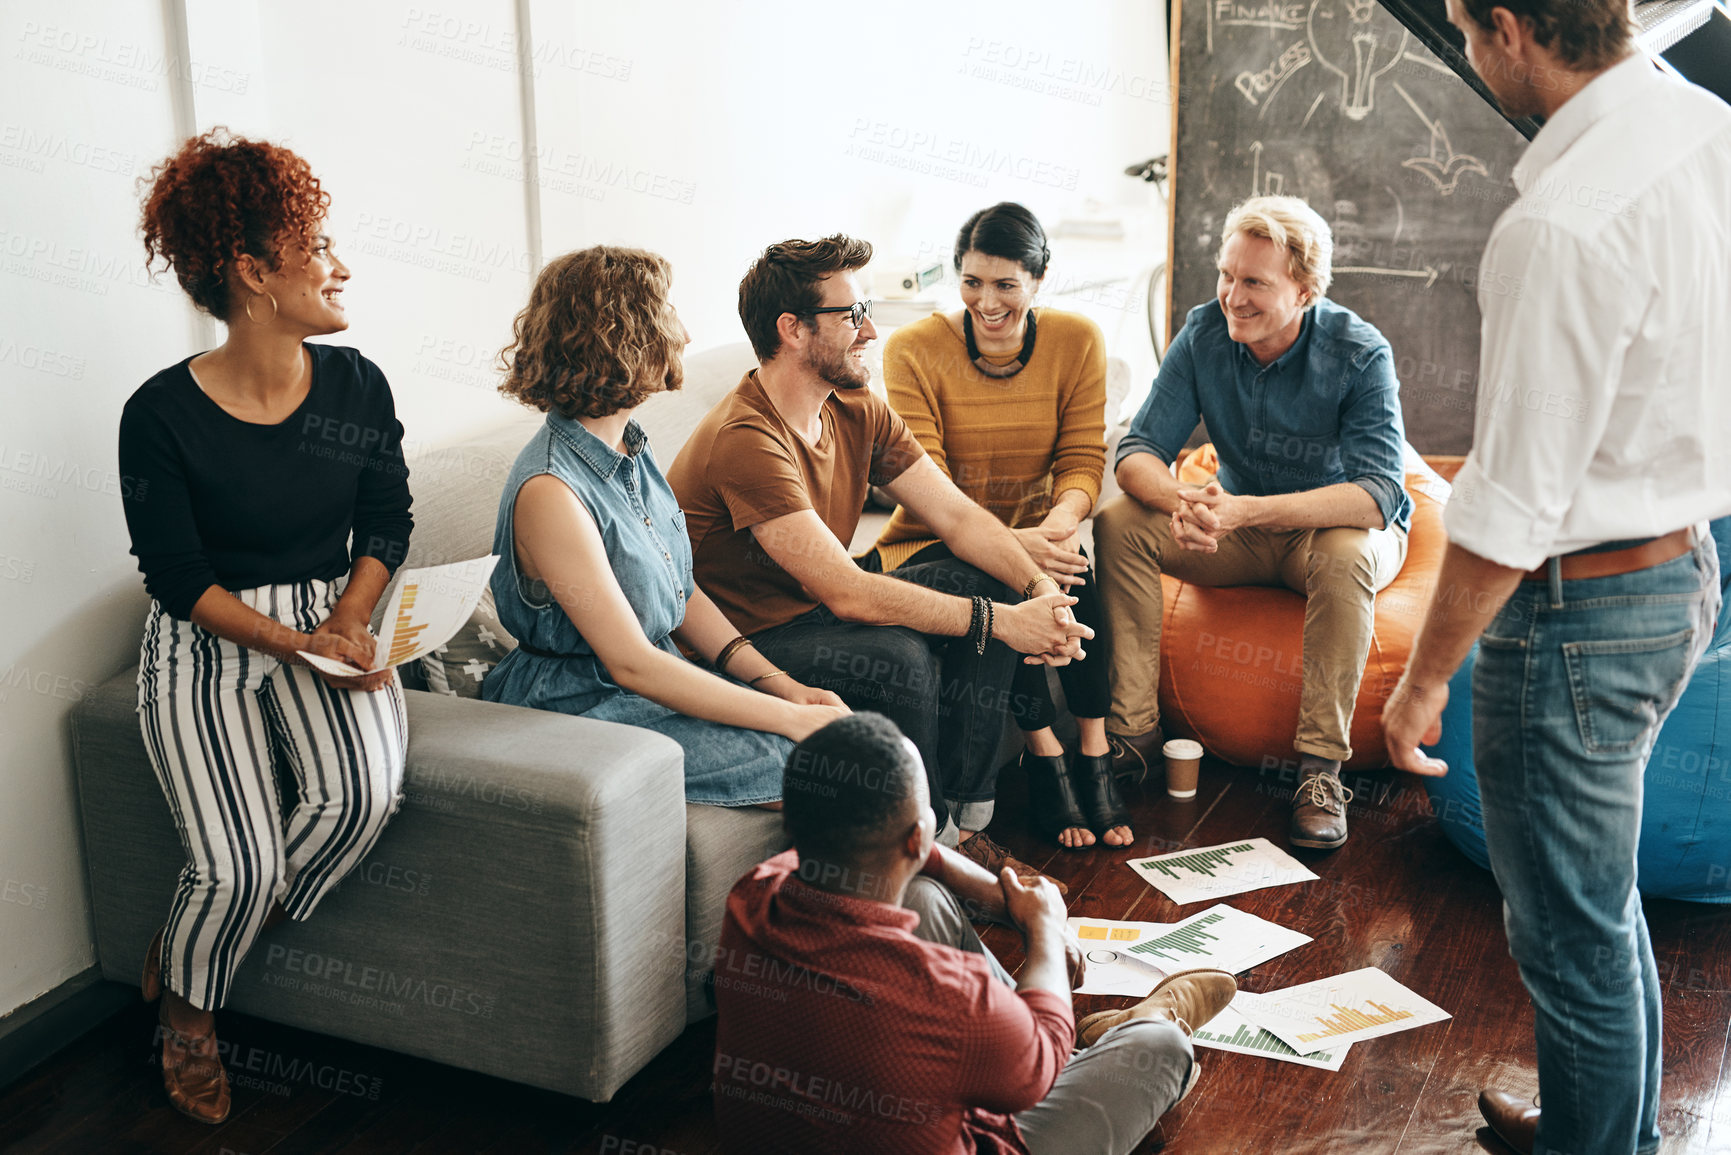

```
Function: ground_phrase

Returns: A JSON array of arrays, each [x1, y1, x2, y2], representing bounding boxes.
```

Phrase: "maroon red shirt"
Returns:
[[712, 850, 1074, 1155]]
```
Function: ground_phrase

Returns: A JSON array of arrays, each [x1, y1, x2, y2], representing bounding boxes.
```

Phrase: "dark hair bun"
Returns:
[[953, 202, 1050, 279]]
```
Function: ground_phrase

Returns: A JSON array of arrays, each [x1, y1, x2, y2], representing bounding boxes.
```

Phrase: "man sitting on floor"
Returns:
[[711, 712, 1236, 1155], [668, 235, 1088, 882], [1095, 195, 1412, 851]]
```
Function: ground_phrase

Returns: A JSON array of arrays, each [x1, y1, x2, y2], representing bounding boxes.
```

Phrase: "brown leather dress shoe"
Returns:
[[1478, 1089, 1539, 1154], [958, 831, 1069, 896], [1289, 768, 1353, 850], [142, 925, 164, 1003], [1077, 967, 1238, 1046], [1105, 727, 1164, 787], [160, 1020, 231, 1124]]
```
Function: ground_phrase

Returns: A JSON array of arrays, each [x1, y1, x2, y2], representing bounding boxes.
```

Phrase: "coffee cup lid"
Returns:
[[1162, 738, 1204, 759]]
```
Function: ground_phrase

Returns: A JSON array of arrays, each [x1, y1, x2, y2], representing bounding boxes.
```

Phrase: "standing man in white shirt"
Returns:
[[1380, 1, 1731, 1151]]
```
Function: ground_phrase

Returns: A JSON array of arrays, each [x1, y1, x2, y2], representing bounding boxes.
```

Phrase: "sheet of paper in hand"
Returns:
[[297, 555, 500, 676]]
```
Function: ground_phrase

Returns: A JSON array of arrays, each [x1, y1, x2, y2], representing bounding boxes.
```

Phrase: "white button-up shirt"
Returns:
[[1445, 53, 1731, 570]]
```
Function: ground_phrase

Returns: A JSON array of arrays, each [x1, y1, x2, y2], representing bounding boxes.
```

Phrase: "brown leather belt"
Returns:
[[1522, 527, 1695, 582]]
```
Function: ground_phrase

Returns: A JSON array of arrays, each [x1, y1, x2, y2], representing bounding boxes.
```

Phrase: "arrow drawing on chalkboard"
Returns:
[[1336, 264, 1440, 288], [1393, 82, 1490, 195], [1248, 141, 1287, 197]]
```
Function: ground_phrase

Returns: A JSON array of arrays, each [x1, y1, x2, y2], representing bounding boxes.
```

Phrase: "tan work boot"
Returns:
[[1076, 968, 1237, 1046], [1289, 761, 1353, 850]]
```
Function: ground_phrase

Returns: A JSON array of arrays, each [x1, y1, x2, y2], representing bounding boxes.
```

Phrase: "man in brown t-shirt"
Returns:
[[668, 235, 1087, 878]]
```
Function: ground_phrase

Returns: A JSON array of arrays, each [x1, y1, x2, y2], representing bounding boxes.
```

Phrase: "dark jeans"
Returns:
[[896, 542, 1111, 731], [751, 553, 1018, 818]]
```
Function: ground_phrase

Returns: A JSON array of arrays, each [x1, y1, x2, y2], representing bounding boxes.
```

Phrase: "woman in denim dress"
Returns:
[[482, 246, 848, 805]]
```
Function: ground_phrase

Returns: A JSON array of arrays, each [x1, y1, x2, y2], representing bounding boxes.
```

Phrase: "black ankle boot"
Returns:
[[1024, 752, 1091, 848], [1073, 752, 1132, 840]]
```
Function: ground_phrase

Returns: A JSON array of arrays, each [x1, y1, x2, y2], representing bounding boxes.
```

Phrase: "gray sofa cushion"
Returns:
[[683, 804, 792, 1021], [72, 672, 691, 1102]]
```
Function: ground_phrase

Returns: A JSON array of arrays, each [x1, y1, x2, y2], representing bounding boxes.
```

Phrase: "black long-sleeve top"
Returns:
[[118, 343, 414, 621]]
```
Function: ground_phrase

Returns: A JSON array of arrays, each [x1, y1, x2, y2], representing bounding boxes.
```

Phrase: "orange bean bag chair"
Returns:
[[1154, 445, 1453, 771]]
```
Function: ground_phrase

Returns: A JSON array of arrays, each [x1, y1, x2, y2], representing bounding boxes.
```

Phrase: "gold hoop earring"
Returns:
[[244, 292, 278, 325]]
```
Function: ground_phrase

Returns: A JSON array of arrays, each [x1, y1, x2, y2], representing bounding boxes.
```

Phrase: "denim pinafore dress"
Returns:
[[481, 411, 787, 806]]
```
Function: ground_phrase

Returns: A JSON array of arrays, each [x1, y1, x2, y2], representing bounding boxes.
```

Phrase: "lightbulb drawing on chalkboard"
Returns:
[[1307, 0, 1408, 120]]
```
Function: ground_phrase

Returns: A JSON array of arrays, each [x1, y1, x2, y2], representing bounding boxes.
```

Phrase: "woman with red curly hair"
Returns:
[[482, 246, 847, 802], [119, 129, 412, 1124]]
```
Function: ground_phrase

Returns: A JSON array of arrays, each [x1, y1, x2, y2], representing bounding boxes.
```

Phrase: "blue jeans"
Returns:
[[1473, 532, 1721, 1155]]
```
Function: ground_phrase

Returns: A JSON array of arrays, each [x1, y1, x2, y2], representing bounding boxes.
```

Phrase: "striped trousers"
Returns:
[[136, 579, 408, 1010]]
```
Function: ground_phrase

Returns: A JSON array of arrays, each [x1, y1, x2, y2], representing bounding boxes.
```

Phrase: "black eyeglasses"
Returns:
[[804, 299, 873, 328]]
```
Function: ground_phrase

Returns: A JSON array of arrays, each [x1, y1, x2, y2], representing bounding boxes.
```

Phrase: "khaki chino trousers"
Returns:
[[1093, 494, 1407, 762]]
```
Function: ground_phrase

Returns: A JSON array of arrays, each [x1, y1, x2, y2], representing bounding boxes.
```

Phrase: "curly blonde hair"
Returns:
[[498, 246, 685, 418]]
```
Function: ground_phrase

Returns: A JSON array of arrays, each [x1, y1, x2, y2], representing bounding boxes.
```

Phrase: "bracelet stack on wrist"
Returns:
[[966, 595, 995, 655]]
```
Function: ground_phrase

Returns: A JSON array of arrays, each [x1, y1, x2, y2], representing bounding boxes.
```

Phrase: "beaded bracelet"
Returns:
[[966, 595, 987, 652], [976, 597, 995, 655]]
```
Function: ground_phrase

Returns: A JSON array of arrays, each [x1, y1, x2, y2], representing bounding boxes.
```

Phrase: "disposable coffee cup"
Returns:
[[1163, 738, 1204, 799]]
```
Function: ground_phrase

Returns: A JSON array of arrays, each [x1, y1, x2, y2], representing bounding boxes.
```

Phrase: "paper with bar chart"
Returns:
[[1190, 993, 1351, 1071], [1065, 918, 1174, 996], [298, 555, 499, 676], [1232, 967, 1450, 1054], [1126, 838, 1318, 904], [1125, 903, 1312, 973]]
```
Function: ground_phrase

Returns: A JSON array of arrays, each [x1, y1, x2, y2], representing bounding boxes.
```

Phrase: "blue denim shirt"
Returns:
[[1116, 298, 1412, 531], [482, 411, 694, 715]]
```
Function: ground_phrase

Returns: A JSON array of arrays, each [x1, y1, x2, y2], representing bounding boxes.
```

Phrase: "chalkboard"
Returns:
[[1167, 0, 1531, 452]]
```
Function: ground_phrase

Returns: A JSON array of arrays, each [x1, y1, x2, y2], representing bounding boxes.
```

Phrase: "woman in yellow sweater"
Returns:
[[869, 202, 1131, 850]]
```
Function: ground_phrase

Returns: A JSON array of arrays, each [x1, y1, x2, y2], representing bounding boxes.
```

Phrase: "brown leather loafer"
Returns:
[[959, 831, 1068, 896], [1289, 768, 1353, 850], [1105, 727, 1164, 787], [1478, 1089, 1538, 1154], [160, 1020, 231, 1124], [142, 925, 164, 1003], [1077, 967, 1237, 1046]]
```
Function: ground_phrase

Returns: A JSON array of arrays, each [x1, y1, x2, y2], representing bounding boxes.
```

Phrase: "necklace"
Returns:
[[963, 309, 1037, 379]]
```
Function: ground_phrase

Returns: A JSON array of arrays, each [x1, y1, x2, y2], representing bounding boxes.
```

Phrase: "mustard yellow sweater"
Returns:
[[873, 307, 1107, 571]]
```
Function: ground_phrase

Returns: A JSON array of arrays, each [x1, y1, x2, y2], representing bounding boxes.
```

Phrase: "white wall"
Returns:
[[0, 0, 1166, 1023], [0, 0, 200, 1012], [530, 0, 1171, 351]]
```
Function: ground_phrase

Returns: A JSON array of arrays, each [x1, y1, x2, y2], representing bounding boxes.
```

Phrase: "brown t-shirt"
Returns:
[[667, 371, 925, 636]]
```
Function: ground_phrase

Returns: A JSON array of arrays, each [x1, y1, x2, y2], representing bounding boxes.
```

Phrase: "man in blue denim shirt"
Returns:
[[1094, 196, 1411, 850]]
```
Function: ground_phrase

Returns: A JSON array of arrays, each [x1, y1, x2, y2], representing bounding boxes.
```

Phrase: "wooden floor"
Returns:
[[5, 755, 1730, 1155]]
